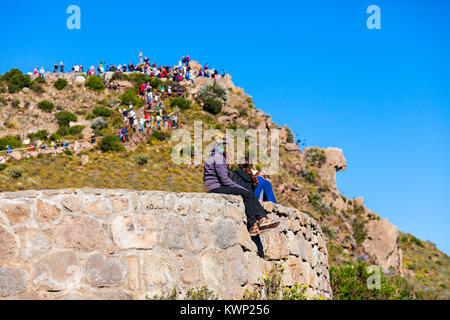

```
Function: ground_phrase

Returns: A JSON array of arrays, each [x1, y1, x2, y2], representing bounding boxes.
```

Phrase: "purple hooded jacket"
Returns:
[[203, 144, 246, 191]]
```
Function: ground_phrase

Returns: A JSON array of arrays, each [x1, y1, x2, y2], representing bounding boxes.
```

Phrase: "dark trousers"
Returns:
[[209, 186, 267, 226]]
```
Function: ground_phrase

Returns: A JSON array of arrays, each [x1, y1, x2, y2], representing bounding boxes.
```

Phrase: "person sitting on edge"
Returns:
[[253, 169, 278, 204], [203, 135, 279, 236]]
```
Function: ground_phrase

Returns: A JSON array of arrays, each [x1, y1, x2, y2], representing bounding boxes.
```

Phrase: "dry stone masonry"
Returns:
[[0, 189, 332, 300]]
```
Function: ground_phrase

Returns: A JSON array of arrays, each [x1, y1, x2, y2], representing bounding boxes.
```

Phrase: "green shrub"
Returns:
[[91, 117, 109, 130], [148, 287, 178, 300], [93, 106, 113, 117], [98, 135, 124, 152], [409, 235, 425, 247], [54, 78, 68, 90], [68, 125, 85, 136], [112, 116, 124, 128], [243, 263, 312, 300], [37, 100, 54, 113], [119, 88, 139, 106], [132, 153, 149, 166], [56, 126, 69, 136], [302, 168, 318, 183], [186, 286, 218, 300], [308, 193, 335, 216], [11, 100, 20, 108], [64, 149, 73, 156], [151, 130, 169, 142], [56, 111, 77, 127], [28, 130, 48, 141], [0, 97, 7, 106], [0, 163, 7, 171], [170, 96, 191, 110], [199, 82, 229, 103], [321, 226, 337, 240], [5, 166, 22, 179], [1, 69, 32, 93], [285, 126, 294, 143], [34, 76, 46, 84], [330, 262, 419, 300], [110, 72, 129, 82], [36, 130, 48, 140], [49, 133, 61, 141], [202, 98, 222, 115], [56, 125, 85, 137], [305, 148, 327, 167], [353, 215, 367, 245], [30, 82, 45, 94], [148, 77, 163, 88], [86, 75, 105, 92], [0, 135, 22, 150]]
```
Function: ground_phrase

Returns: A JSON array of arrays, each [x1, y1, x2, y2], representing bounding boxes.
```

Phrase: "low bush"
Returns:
[[1, 69, 32, 93], [93, 106, 113, 117], [330, 262, 420, 300], [27, 130, 48, 141], [0, 135, 22, 150], [91, 117, 109, 130], [98, 135, 124, 152], [54, 78, 68, 90], [0, 163, 7, 171], [49, 133, 61, 141], [321, 226, 337, 240], [169, 96, 191, 111], [353, 215, 367, 245], [132, 153, 149, 166], [30, 82, 45, 94], [56, 125, 85, 138], [37, 100, 54, 113], [151, 130, 169, 142], [110, 72, 129, 82], [202, 98, 222, 115], [186, 286, 218, 300], [34, 76, 46, 84], [243, 263, 312, 300], [305, 148, 327, 167], [119, 88, 139, 106], [86, 75, 105, 92], [5, 166, 22, 179], [199, 82, 229, 103], [56, 111, 77, 127], [285, 126, 294, 143]]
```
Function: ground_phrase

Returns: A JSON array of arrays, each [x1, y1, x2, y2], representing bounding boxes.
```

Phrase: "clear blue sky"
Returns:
[[1, 1, 449, 254]]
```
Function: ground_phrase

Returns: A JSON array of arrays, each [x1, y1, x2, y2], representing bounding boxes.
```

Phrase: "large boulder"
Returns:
[[363, 218, 403, 273], [188, 60, 202, 73]]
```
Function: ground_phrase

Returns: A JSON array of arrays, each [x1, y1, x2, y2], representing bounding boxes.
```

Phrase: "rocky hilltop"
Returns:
[[0, 189, 331, 300]]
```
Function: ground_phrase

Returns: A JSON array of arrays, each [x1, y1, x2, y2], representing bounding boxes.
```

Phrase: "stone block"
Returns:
[[111, 215, 156, 250]]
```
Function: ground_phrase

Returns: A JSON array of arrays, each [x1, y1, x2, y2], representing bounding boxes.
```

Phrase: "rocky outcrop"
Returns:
[[363, 218, 403, 274], [0, 189, 331, 300]]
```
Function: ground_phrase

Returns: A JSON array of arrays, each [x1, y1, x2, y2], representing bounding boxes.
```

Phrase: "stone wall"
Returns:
[[0, 189, 331, 300]]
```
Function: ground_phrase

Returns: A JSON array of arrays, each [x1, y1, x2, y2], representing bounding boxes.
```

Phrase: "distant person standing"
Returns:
[[54, 64, 58, 73], [39, 66, 45, 77], [60, 61, 64, 73]]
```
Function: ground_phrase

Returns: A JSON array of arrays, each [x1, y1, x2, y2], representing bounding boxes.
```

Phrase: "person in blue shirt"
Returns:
[[6, 145, 12, 155], [253, 170, 278, 204]]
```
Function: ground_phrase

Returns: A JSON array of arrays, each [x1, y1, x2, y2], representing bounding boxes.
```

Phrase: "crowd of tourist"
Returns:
[[33, 52, 226, 86]]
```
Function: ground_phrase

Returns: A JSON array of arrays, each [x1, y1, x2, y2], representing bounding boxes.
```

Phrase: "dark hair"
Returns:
[[239, 157, 258, 190]]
